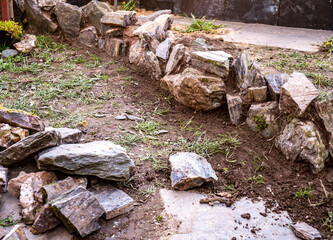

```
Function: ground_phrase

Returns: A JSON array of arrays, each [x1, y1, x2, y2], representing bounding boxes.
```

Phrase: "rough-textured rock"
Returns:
[[81, 0, 112, 35], [37, 141, 135, 181], [142, 32, 160, 53], [166, 30, 176, 43], [170, 152, 218, 191], [275, 119, 328, 174], [165, 44, 185, 75], [117, 10, 137, 25], [105, 38, 124, 57], [137, 9, 172, 25], [129, 40, 144, 66], [1, 49, 18, 58], [90, 184, 134, 220], [19, 172, 57, 224], [13, 34, 37, 53], [50, 186, 104, 237], [0, 131, 60, 167], [156, 38, 171, 61], [37, 0, 65, 10], [41, 176, 87, 202], [161, 67, 226, 111], [0, 166, 8, 193], [226, 94, 243, 125], [77, 26, 97, 48], [144, 51, 162, 80], [7, 171, 56, 198], [0, 124, 29, 149], [45, 127, 82, 144], [291, 222, 322, 240], [234, 50, 266, 92], [265, 73, 289, 100], [55, 2, 82, 38], [155, 25, 166, 42], [31, 204, 61, 234], [3, 224, 27, 240], [246, 101, 279, 138], [25, 0, 58, 33], [134, 14, 173, 36], [101, 11, 136, 27], [279, 72, 319, 117], [191, 38, 214, 52], [106, 27, 124, 38], [0, 227, 6, 239], [0, 106, 44, 132], [248, 86, 267, 102], [191, 51, 233, 78]]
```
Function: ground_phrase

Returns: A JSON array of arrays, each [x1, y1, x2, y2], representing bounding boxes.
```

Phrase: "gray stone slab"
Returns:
[[45, 127, 82, 144], [1, 49, 18, 58]]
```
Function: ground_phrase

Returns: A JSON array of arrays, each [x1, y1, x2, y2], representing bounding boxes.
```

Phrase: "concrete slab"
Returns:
[[160, 189, 299, 240], [174, 17, 333, 52]]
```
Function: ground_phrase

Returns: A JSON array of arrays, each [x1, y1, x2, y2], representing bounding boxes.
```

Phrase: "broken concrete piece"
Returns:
[[41, 176, 87, 202], [265, 73, 289, 100], [90, 184, 134, 220], [0, 166, 8, 193], [137, 9, 171, 25], [37, 141, 135, 181], [279, 72, 319, 117], [50, 186, 104, 237], [161, 67, 226, 111], [191, 51, 233, 78], [165, 44, 185, 75], [0, 124, 29, 150], [156, 38, 171, 61], [169, 152, 218, 190], [275, 119, 328, 174], [14, 34, 37, 53], [77, 26, 97, 48], [55, 2, 82, 38], [291, 222, 322, 240], [45, 127, 82, 144], [0, 131, 61, 167], [226, 94, 243, 125], [248, 86, 267, 102], [0, 106, 44, 132], [31, 204, 61, 234], [246, 101, 279, 138], [144, 51, 162, 80]]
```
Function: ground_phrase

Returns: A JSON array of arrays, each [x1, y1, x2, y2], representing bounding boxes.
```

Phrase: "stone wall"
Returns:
[[140, 0, 333, 30]]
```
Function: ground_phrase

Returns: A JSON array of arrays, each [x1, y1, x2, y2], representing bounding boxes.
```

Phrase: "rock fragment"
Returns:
[[291, 222, 322, 240], [54, 2, 82, 38], [77, 26, 97, 48], [134, 14, 173, 36], [165, 44, 185, 75], [248, 86, 267, 102], [226, 94, 243, 125], [156, 38, 171, 61], [0, 166, 8, 193], [191, 38, 214, 52], [1, 49, 19, 58], [144, 51, 162, 80], [0, 124, 29, 150], [170, 152, 218, 190], [45, 127, 82, 144], [137, 9, 172, 25], [265, 73, 289, 100], [31, 204, 61, 234]]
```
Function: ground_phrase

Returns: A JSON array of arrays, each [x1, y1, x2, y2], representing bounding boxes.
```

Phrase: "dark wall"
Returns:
[[141, 0, 333, 30]]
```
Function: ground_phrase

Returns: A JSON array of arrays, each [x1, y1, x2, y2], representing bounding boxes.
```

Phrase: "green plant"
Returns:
[[323, 211, 333, 232], [121, 0, 136, 11], [254, 115, 267, 131], [318, 91, 328, 101], [253, 156, 265, 172], [294, 185, 313, 199], [223, 184, 236, 192], [0, 217, 19, 227], [248, 175, 264, 185], [324, 36, 333, 54], [183, 14, 224, 33], [133, 120, 161, 135], [0, 20, 23, 39]]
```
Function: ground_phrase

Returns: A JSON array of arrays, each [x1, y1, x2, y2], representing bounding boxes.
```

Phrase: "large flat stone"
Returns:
[[90, 184, 134, 220], [0, 131, 61, 167], [169, 152, 218, 190], [50, 186, 104, 237], [191, 51, 233, 78], [37, 141, 135, 181], [279, 72, 318, 117], [55, 2, 82, 38]]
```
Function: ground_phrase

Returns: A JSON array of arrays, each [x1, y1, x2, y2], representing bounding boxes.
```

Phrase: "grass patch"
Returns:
[[133, 120, 161, 135], [248, 174, 264, 185], [294, 185, 313, 199], [323, 211, 333, 232], [254, 115, 267, 131], [183, 14, 224, 33]]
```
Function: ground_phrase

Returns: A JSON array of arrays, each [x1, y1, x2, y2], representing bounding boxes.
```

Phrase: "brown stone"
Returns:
[[0, 124, 29, 150], [31, 204, 61, 234]]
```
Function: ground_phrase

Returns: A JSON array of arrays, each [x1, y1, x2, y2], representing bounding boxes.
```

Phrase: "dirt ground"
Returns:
[[1, 22, 333, 239]]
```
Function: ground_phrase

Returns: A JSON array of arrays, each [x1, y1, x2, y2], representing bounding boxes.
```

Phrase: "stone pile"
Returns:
[[0, 108, 135, 238]]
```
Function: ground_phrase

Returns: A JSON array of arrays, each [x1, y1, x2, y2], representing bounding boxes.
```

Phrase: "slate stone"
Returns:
[[275, 119, 328, 174], [55, 2, 82, 38], [0, 106, 44, 132], [191, 51, 233, 78], [129, 40, 145, 66], [45, 127, 82, 144], [90, 184, 134, 220], [191, 38, 214, 52], [248, 86, 267, 102], [137, 9, 172, 25], [161, 67, 226, 111], [0, 166, 8, 193], [31, 204, 61, 234], [0, 131, 61, 167], [265, 73, 289, 100], [165, 44, 185, 75], [144, 51, 162, 80], [37, 0, 65, 10], [126, 115, 144, 122], [142, 32, 160, 53], [77, 26, 97, 48], [1, 49, 18, 58], [134, 14, 173, 36], [155, 25, 166, 42], [105, 38, 124, 57], [291, 221, 322, 240], [50, 186, 104, 237], [169, 152, 218, 190], [115, 115, 127, 120], [156, 38, 171, 61], [246, 101, 279, 138], [226, 94, 243, 125], [37, 141, 135, 181], [279, 72, 319, 116], [101, 11, 136, 27]]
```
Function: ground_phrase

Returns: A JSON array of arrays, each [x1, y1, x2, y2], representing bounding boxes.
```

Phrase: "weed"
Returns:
[[223, 184, 236, 192], [133, 120, 161, 135], [254, 115, 267, 131], [137, 185, 157, 196], [0, 217, 19, 227], [323, 211, 333, 232], [306, 73, 333, 87], [223, 168, 228, 174], [116, 65, 125, 73], [114, 133, 143, 147], [183, 14, 224, 33], [294, 185, 313, 199], [85, 51, 101, 68], [323, 36, 333, 54], [156, 216, 163, 222], [142, 153, 169, 170], [248, 175, 265, 185], [36, 35, 67, 51], [253, 156, 266, 172], [121, 0, 136, 11], [318, 91, 328, 101]]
